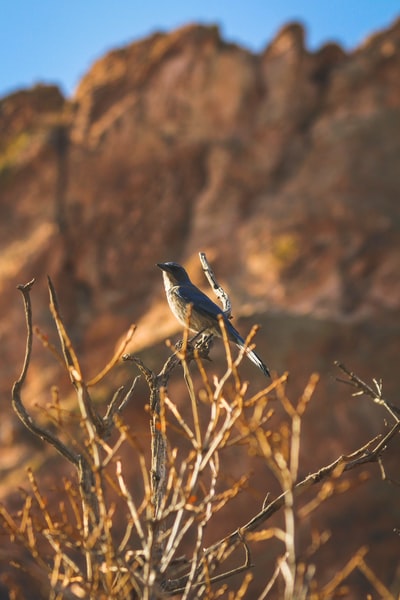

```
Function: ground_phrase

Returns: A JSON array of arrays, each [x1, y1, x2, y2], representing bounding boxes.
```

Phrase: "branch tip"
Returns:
[[17, 278, 36, 292]]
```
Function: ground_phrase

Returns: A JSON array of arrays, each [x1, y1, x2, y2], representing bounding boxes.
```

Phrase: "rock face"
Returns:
[[1, 20, 400, 596], [2, 22, 399, 331]]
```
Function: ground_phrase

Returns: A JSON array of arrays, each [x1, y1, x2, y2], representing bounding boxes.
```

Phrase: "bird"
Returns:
[[157, 262, 270, 377]]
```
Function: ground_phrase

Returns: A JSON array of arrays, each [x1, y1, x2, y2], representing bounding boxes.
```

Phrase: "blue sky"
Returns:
[[1, 1, 399, 98]]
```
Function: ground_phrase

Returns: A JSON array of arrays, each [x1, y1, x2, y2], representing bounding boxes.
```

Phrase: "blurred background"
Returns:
[[1, 2, 400, 597]]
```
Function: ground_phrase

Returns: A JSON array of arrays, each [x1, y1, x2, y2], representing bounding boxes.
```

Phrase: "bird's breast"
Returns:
[[166, 288, 190, 326], [166, 288, 218, 334]]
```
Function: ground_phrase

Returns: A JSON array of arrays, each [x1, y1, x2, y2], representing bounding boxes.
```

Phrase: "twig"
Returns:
[[47, 276, 103, 435], [201, 428, 396, 568], [166, 532, 253, 594], [88, 324, 136, 386], [199, 252, 232, 318], [335, 361, 400, 423], [321, 546, 369, 596], [103, 376, 140, 432]]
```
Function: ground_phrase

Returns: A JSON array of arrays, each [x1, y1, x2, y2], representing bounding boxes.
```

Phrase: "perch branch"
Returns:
[[199, 251, 232, 317]]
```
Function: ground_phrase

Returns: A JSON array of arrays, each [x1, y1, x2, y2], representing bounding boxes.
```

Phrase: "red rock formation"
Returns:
[[1, 20, 400, 597]]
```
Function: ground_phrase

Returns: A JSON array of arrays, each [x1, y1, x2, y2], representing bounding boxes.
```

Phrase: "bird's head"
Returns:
[[157, 262, 191, 285]]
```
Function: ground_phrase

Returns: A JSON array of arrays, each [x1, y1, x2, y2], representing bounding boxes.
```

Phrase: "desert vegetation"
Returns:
[[1, 261, 399, 599]]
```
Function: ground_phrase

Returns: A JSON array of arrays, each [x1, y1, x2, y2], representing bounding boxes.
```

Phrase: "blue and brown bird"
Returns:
[[157, 262, 270, 377]]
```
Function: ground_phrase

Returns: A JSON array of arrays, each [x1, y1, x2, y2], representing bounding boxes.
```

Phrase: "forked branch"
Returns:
[[12, 280, 78, 466]]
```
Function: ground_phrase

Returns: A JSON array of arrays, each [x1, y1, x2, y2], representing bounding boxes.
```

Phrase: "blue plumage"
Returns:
[[157, 262, 270, 377]]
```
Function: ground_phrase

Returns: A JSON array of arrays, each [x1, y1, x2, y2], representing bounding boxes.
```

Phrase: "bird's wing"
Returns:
[[175, 284, 223, 318]]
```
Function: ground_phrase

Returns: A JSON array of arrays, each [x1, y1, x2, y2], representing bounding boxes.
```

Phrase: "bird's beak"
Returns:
[[156, 263, 168, 272]]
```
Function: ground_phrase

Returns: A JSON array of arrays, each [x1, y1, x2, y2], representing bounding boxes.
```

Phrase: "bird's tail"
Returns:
[[241, 343, 271, 377], [226, 323, 270, 377]]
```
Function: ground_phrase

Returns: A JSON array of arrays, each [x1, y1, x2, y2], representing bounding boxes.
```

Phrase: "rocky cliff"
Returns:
[[1, 19, 400, 596]]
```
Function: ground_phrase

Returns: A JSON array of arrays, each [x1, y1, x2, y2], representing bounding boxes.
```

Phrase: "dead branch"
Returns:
[[202, 427, 395, 568], [335, 361, 400, 422], [12, 280, 79, 466], [199, 251, 232, 318], [7, 276, 399, 599], [88, 324, 136, 386], [47, 276, 103, 435]]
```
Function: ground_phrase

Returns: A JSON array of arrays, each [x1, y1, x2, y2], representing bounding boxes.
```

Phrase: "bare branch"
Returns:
[[335, 361, 400, 422], [88, 324, 136, 386], [202, 428, 397, 566], [166, 533, 253, 595], [199, 251, 232, 317], [103, 376, 140, 433], [47, 277, 104, 435], [12, 280, 79, 466], [7, 279, 398, 598]]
